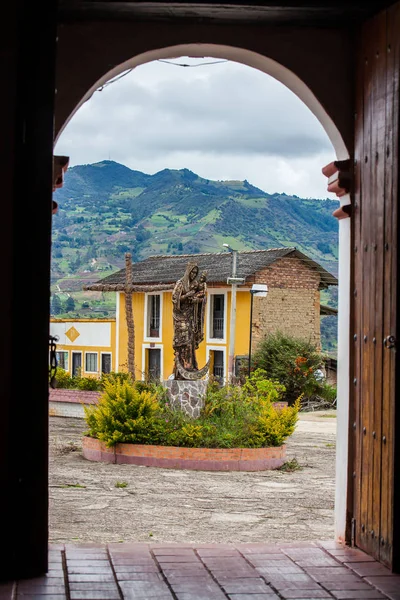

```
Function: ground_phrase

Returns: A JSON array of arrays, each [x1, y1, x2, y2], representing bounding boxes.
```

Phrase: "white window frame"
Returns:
[[71, 351, 83, 377], [56, 350, 69, 373], [206, 288, 228, 344], [206, 345, 227, 383], [141, 343, 164, 382], [84, 351, 98, 374], [100, 351, 113, 374], [143, 292, 163, 343]]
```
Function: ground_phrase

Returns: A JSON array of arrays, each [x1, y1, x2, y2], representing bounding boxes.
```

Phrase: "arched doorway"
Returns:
[[3, 1, 399, 580], [55, 43, 351, 545]]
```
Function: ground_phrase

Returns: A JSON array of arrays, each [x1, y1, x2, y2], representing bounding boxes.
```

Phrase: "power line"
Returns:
[[97, 68, 134, 92], [95, 58, 228, 93], [157, 59, 228, 68]]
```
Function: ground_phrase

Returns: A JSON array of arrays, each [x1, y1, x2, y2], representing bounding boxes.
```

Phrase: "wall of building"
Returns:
[[55, 22, 353, 155], [50, 318, 116, 376], [252, 257, 321, 350], [115, 257, 323, 380]]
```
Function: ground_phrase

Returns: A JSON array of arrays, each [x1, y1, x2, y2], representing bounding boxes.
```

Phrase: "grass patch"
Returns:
[[318, 413, 337, 418], [60, 483, 86, 489], [325, 443, 335, 448], [278, 458, 302, 472], [115, 481, 128, 489]]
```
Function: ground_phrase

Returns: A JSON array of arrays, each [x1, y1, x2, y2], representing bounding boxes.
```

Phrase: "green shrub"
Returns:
[[199, 376, 299, 448], [251, 332, 324, 405], [53, 368, 74, 389], [101, 371, 133, 387], [76, 375, 102, 391], [84, 376, 300, 449], [242, 368, 286, 404], [84, 379, 161, 446]]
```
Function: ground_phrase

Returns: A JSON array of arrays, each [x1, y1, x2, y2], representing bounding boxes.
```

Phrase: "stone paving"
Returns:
[[2, 541, 400, 599]]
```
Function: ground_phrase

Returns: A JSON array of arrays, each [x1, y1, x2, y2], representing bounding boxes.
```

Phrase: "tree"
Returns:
[[65, 296, 75, 312], [251, 332, 323, 405], [51, 295, 62, 315]]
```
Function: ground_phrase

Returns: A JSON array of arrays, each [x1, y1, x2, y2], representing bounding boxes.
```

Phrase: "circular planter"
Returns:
[[82, 436, 286, 471]]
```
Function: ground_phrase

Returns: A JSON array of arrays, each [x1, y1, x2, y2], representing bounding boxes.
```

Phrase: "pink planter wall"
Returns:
[[82, 437, 286, 471]]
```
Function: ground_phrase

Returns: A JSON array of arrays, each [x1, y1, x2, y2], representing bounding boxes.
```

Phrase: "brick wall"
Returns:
[[83, 437, 286, 471], [252, 257, 322, 350]]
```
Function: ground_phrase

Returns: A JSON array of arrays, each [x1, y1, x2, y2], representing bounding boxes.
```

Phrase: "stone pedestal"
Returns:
[[163, 380, 208, 418]]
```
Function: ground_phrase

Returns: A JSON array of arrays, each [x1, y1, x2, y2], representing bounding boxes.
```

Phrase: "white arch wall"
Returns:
[[56, 43, 349, 161], [57, 43, 351, 543]]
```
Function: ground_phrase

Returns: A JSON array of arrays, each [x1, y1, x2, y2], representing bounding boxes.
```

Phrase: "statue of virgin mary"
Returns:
[[172, 262, 209, 380]]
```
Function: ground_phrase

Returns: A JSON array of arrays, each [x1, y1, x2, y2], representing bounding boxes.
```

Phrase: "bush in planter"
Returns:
[[76, 375, 102, 391], [100, 371, 133, 387], [84, 376, 300, 449], [84, 379, 161, 446], [242, 368, 286, 405], [199, 376, 300, 448], [52, 367, 74, 389]]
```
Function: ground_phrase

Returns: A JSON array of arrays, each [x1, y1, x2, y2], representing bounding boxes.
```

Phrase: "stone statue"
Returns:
[[172, 262, 209, 380]]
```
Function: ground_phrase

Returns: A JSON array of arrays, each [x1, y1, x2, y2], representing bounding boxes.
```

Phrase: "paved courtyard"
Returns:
[[4, 414, 400, 599], [49, 412, 337, 545], [3, 541, 400, 599]]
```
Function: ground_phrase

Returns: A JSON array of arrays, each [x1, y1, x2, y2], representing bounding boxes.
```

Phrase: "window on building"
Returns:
[[55, 351, 68, 371], [147, 294, 161, 338], [212, 350, 224, 381], [147, 348, 161, 382], [85, 352, 98, 373], [101, 353, 112, 374], [210, 294, 225, 339]]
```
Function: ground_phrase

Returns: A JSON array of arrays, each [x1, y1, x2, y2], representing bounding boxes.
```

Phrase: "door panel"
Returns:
[[353, 5, 399, 568], [101, 353, 111, 374], [72, 352, 82, 377], [148, 349, 161, 382]]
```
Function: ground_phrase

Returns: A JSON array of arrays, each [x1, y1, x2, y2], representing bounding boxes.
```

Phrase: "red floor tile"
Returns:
[[6, 541, 400, 600]]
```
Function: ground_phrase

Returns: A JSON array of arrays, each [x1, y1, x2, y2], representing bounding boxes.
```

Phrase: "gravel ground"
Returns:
[[49, 411, 336, 545]]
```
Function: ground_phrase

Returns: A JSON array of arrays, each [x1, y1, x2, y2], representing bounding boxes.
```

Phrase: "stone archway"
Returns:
[[55, 41, 351, 544]]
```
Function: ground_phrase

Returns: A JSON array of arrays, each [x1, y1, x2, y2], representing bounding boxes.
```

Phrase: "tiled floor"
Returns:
[[2, 541, 400, 600]]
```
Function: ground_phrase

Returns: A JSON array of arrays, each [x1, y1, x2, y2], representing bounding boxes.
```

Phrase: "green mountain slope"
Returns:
[[52, 160, 339, 352]]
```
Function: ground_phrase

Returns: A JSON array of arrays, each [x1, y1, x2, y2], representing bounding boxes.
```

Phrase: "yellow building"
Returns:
[[86, 248, 337, 382], [50, 318, 116, 377]]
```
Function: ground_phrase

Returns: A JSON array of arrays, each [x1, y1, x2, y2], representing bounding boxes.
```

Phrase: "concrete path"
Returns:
[[49, 412, 337, 544]]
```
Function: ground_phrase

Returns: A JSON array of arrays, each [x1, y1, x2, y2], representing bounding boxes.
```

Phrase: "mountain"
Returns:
[[52, 160, 339, 352]]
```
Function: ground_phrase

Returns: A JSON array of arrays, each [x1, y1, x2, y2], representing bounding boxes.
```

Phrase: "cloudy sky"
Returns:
[[55, 57, 336, 199]]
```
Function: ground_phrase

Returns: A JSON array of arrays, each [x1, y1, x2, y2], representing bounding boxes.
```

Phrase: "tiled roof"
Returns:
[[85, 248, 337, 291]]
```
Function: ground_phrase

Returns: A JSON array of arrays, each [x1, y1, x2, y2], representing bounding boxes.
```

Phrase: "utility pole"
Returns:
[[224, 244, 244, 382], [248, 284, 268, 377]]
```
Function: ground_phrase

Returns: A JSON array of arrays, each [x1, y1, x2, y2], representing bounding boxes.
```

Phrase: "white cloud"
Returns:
[[55, 57, 336, 199]]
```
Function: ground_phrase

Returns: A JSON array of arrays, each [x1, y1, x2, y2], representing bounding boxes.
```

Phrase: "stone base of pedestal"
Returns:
[[163, 380, 208, 418]]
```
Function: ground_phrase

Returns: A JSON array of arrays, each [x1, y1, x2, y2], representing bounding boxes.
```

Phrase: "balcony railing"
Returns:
[[212, 317, 224, 339], [213, 364, 224, 379]]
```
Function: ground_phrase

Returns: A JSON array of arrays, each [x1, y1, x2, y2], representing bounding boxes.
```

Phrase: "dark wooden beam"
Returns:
[[58, 0, 397, 23], [0, 0, 58, 581]]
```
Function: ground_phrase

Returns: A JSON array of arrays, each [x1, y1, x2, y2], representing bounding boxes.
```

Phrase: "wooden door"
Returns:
[[101, 353, 112, 374], [148, 349, 161, 382], [353, 4, 400, 569], [72, 352, 82, 377]]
